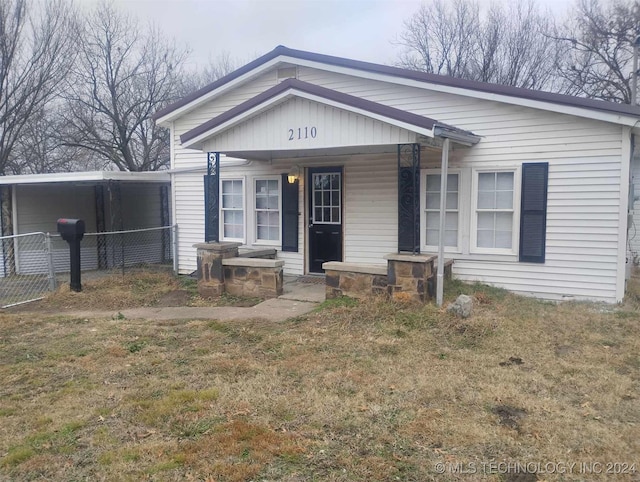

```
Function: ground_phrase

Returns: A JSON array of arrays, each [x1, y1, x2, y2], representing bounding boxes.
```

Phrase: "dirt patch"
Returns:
[[499, 356, 524, 366], [493, 404, 527, 429], [554, 345, 576, 357], [154, 290, 192, 307]]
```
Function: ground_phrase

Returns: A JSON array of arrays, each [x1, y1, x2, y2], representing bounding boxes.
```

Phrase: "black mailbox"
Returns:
[[57, 218, 85, 242], [57, 218, 85, 292]]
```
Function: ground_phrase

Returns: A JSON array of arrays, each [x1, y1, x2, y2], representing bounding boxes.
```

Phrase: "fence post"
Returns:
[[172, 224, 179, 275], [45, 233, 57, 291]]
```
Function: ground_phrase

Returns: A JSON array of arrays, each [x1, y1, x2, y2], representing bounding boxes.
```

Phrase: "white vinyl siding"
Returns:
[[172, 153, 397, 275], [294, 67, 625, 302], [172, 170, 206, 274], [171, 70, 281, 273], [171, 63, 628, 302], [203, 96, 417, 152]]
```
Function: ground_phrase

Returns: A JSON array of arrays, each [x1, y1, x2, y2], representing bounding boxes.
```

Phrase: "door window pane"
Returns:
[[312, 172, 341, 224]]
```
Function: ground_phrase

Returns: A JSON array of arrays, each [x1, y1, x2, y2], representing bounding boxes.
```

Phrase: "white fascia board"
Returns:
[[285, 56, 640, 127], [0, 171, 170, 185], [102, 171, 171, 182], [182, 87, 434, 150], [155, 58, 283, 126], [0, 171, 106, 185]]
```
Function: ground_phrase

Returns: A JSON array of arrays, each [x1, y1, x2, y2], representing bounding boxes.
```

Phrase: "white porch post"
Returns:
[[436, 138, 450, 307]]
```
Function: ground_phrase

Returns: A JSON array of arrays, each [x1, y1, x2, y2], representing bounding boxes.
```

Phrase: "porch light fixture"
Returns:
[[287, 165, 300, 184]]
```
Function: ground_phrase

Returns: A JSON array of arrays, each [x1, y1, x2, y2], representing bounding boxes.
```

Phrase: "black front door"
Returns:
[[308, 167, 343, 273]]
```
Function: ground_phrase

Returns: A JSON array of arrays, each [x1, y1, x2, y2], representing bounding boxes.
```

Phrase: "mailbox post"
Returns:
[[57, 218, 85, 292]]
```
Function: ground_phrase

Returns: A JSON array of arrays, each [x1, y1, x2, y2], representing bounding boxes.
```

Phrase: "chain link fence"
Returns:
[[0, 232, 56, 307], [0, 225, 177, 308]]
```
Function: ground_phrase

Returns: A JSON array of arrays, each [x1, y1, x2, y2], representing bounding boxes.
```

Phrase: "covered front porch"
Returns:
[[182, 78, 480, 304]]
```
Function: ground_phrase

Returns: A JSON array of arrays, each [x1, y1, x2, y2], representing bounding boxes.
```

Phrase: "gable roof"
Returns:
[[155, 45, 640, 124], [180, 78, 481, 149]]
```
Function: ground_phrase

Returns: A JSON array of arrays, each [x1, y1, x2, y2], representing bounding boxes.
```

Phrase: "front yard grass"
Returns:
[[0, 279, 638, 480], [7, 270, 262, 312]]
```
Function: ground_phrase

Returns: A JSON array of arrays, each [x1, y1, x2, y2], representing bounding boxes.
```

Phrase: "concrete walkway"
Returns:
[[64, 297, 317, 322], [56, 277, 326, 322]]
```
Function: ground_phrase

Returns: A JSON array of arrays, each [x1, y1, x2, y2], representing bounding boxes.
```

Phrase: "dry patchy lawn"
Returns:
[[7, 269, 261, 313], [0, 280, 639, 481]]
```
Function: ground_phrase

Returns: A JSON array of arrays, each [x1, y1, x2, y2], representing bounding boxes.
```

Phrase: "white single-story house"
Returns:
[[0, 171, 170, 275], [154, 46, 640, 303]]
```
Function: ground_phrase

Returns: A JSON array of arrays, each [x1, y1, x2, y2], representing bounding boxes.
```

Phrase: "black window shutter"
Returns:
[[281, 174, 299, 252], [519, 162, 548, 263], [203, 174, 219, 242]]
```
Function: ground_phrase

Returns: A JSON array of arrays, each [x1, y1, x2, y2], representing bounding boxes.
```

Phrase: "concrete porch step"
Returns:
[[280, 275, 326, 303]]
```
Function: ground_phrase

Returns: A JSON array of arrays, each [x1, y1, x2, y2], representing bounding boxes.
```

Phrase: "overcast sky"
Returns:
[[96, 0, 572, 71]]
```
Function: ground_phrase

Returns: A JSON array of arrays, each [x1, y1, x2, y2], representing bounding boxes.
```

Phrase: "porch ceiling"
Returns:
[[181, 79, 480, 155]]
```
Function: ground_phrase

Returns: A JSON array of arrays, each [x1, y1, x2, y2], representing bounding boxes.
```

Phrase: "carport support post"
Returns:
[[172, 224, 179, 275], [45, 233, 57, 292], [436, 138, 450, 307]]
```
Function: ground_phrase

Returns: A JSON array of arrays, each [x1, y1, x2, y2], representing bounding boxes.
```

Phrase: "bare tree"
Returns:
[[554, 0, 640, 103], [62, 2, 187, 172], [179, 51, 242, 95], [397, 0, 479, 78], [7, 105, 108, 174], [396, 0, 563, 91], [197, 51, 238, 87], [0, 0, 77, 175]]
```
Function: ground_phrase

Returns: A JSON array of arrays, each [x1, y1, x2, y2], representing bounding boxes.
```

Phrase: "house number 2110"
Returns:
[[288, 126, 317, 140]]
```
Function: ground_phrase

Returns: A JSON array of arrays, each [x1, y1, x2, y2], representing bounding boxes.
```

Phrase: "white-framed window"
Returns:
[[254, 177, 281, 244], [220, 178, 245, 242], [421, 170, 461, 251], [472, 169, 518, 253]]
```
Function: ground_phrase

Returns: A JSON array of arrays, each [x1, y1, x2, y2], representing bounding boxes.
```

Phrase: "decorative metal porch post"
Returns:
[[397, 144, 420, 254], [204, 152, 220, 242]]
